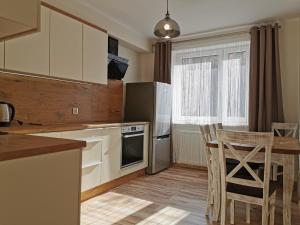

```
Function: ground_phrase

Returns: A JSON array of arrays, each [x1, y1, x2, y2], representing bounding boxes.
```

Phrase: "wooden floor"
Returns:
[[81, 167, 300, 225]]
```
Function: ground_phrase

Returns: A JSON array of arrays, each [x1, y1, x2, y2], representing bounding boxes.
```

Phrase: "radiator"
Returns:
[[172, 124, 247, 167], [172, 124, 208, 167]]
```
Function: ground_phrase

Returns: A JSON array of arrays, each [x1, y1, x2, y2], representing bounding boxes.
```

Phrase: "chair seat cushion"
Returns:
[[227, 181, 279, 198]]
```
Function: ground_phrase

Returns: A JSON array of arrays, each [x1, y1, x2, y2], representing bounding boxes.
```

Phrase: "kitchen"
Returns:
[[1, 1, 300, 225], [0, 1, 170, 224]]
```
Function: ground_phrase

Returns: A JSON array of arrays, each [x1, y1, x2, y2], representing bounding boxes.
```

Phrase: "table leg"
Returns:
[[212, 148, 220, 222], [283, 155, 295, 225]]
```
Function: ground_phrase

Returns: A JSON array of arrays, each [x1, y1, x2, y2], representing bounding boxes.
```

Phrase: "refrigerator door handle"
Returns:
[[156, 135, 170, 140]]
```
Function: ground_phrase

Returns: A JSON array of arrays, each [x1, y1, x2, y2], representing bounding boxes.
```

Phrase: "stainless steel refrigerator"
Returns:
[[124, 82, 172, 174]]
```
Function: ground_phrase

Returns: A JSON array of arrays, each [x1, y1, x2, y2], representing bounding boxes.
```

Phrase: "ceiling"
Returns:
[[79, 0, 300, 39]]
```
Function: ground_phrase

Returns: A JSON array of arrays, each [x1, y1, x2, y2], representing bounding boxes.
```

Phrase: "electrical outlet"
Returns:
[[72, 107, 79, 115]]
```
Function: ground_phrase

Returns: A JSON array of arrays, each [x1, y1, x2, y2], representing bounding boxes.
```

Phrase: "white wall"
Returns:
[[139, 53, 154, 82], [119, 44, 141, 83], [119, 47, 154, 83], [279, 16, 300, 123]]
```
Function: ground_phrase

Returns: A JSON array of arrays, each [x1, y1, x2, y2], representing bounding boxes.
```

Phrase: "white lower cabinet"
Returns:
[[82, 141, 102, 168], [100, 127, 122, 184], [60, 129, 103, 191], [81, 139, 103, 191], [81, 165, 101, 192], [31, 124, 148, 192], [60, 127, 122, 189]]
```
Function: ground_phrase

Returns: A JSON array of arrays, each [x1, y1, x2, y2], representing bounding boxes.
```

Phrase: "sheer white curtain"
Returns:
[[172, 40, 250, 126], [171, 36, 250, 166]]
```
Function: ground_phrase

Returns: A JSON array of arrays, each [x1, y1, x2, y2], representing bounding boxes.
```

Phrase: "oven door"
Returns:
[[121, 131, 144, 168]]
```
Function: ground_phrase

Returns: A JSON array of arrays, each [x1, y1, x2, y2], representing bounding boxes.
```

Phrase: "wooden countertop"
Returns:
[[0, 121, 150, 135], [0, 134, 86, 161], [0, 121, 148, 162]]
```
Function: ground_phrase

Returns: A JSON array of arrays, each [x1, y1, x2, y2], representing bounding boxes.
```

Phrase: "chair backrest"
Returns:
[[200, 125, 212, 143], [272, 122, 298, 138], [217, 130, 273, 196], [214, 123, 223, 130], [199, 125, 213, 174], [210, 123, 223, 140]]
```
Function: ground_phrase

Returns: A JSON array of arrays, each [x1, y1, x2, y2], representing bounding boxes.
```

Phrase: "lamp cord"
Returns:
[[167, 0, 169, 15]]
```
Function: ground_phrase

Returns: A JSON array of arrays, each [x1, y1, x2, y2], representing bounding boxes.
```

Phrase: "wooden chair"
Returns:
[[272, 122, 298, 138], [217, 130, 277, 225], [210, 123, 223, 140], [214, 123, 223, 130], [199, 125, 215, 217], [208, 122, 260, 222], [271, 122, 298, 181]]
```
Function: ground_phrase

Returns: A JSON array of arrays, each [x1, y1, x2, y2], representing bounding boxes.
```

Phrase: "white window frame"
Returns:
[[172, 41, 250, 126]]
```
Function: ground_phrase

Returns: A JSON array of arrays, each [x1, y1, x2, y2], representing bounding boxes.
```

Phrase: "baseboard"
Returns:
[[173, 163, 208, 171], [81, 169, 146, 202]]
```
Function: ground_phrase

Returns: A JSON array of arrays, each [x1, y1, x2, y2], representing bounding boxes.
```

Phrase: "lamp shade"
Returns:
[[154, 13, 180, 39]]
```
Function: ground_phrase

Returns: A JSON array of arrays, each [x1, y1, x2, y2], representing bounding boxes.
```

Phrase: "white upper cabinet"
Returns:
[[50, 10, 82, 80], [2, 4, 108, 84], [83, 25, 108, 85], [5, 6, 50, 75], [0, 42, 4, 69], [0, 0, 40, 40]]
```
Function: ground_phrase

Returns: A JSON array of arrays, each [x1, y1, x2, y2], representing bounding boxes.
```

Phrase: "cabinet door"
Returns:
[[81, 165, 101, 192], [5, 6, 50, 75], [0, 0, 40, 40], [83, 25, 108, 84], [0, 42, 4, 69], [50, 10, 82, 80], [100, 127, 121, 184]]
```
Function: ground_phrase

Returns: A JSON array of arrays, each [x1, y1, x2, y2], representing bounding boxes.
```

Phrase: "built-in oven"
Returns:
[[121, 125, 144, 168]]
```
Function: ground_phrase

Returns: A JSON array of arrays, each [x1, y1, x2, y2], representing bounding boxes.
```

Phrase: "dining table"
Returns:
[[207, 136, 300, 225]]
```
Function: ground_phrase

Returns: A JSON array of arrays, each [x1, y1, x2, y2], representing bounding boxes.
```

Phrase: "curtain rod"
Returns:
[[153, 24, 281, 45], [257, 25, 282, 29], [171, 30, 249, 45]]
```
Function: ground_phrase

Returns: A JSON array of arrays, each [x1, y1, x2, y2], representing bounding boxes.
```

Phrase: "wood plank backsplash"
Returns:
[[0, 71, 123, 125]]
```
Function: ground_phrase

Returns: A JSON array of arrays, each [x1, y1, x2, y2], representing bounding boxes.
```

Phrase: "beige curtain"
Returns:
[[154, 41, 172, 84], [248, 24, 284, 132]]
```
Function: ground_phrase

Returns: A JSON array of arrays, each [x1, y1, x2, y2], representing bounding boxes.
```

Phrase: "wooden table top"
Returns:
[[207, 136, 300, 155]]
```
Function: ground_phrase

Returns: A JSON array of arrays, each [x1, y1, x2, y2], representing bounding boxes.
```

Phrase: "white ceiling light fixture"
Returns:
[[154, 0, 180, 39]]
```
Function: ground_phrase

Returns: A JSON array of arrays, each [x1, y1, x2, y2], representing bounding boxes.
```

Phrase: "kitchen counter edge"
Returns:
[[0, 121, 150, 135], [0, 134, 86, 162]]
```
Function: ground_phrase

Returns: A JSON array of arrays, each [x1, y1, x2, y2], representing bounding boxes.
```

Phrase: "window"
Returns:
[[172, 40, 250, 126]]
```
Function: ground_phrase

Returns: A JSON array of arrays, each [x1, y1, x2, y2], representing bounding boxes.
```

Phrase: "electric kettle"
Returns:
[[0, 102, 15, 127]]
